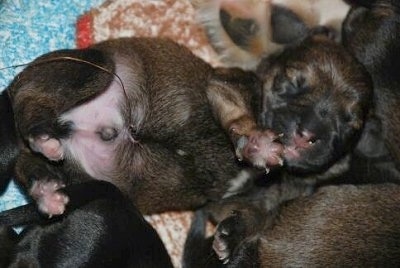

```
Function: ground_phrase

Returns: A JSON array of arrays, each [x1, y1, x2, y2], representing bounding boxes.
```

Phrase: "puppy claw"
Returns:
[[265, 167, 270, 174], [220, 228, 229, 236], [235, 136, 248, 160]]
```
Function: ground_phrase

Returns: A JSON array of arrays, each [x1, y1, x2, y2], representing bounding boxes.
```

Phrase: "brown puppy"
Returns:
[[191, 0, 350, 69], [184, 183, 400, 267], [256, 34, 372, 175], [342, 0, 400, 177], [183, 33, 374, 266], [234, 33, 372, 208], [7, 37, 282, 215]]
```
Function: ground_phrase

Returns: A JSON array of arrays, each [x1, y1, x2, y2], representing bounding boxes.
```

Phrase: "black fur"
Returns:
[[0, 90, 18, 194], [0, 180, 173, 268]]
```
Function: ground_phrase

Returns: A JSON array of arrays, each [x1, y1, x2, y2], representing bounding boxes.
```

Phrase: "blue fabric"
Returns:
[[0, 0, 103, 212]]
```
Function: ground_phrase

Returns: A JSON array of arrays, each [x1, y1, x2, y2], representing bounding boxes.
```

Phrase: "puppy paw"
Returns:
[[30, 180, 69, 217], [236, 129, 284, 171], [29, 135, 64, 161], [212, 212, 247, 264]]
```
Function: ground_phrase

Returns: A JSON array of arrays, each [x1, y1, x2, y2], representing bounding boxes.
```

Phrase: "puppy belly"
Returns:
[[60, 79, 127, 180]]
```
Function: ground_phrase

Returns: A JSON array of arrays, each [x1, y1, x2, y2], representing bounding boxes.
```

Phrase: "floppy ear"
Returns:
[[7, 48, 115, 139]]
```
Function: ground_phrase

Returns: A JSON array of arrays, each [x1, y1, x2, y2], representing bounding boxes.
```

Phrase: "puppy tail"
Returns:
[[182, 210, 221, 268]]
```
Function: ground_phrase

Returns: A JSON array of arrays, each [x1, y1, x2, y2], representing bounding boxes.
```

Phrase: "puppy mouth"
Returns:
[[282, 129, 317, 160]]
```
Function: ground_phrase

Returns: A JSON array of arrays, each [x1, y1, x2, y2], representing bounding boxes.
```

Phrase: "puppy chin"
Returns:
[[283, 143, 336, 175]]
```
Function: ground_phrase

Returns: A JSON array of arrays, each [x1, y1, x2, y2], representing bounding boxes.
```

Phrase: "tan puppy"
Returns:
[[191, 0, 350, 69]]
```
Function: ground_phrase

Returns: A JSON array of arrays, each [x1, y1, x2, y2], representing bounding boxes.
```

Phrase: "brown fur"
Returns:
[[183, 32, 382, 267], [343, 0, 400, 174], [7, 37, 267, 215], [184, 183, 400, 267]]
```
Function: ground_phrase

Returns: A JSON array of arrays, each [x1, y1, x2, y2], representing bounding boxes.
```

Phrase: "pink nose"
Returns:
[[293, 129, 315, 149]]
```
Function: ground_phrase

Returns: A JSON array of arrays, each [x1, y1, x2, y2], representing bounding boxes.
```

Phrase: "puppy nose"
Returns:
[[293, 129, 316, 148]]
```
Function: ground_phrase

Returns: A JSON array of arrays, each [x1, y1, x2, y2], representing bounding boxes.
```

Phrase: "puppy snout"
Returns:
[[294, 129, 317, 148]]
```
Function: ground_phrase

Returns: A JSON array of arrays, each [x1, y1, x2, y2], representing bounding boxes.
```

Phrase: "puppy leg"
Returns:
[[14, 150, 69, 216], [212, 206, 265, 265], [207, 68, 284, 170]]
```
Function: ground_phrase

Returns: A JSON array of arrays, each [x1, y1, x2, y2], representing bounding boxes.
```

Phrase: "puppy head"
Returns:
[[256, 35, 372, 174]]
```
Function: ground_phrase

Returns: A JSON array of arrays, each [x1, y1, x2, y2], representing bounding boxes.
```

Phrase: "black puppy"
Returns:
[[183, 183, 400, 267], [0, 178, 173, 268], [342, 0, 400, 179], [0, 89, 18, 194]]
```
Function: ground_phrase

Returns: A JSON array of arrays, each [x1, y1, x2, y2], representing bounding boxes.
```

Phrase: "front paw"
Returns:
[[235, 129, 284, 171], [212, 212, 248, 265], [30, 180, 69, 217]]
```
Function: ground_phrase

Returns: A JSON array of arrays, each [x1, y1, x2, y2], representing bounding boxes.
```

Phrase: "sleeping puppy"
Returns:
[[183, 183, 400, 267], [182, 32, 374, 266], [191, 0, 350, 69], [0, 178, 173, 267], [0, 89, 18, 194], [256, 34, 372, 176], [342, 0, 400, 175], [234, 33, 372, 209], [6, 37, 282, 216]]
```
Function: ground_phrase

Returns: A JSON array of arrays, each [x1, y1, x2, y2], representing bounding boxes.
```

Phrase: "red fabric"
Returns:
[[76, 13, 93, 49]]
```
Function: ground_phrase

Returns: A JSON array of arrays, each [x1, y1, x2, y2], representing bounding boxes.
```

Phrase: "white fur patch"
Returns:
[[223, 169, 252, 198], [59, 66, 127, 181]]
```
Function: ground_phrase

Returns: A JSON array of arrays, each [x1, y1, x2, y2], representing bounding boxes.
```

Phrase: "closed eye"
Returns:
[[276, 77, 309, 99]]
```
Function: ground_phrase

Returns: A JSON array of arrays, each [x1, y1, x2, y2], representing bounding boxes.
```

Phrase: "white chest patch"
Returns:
[[59, 78, 126, 180]]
